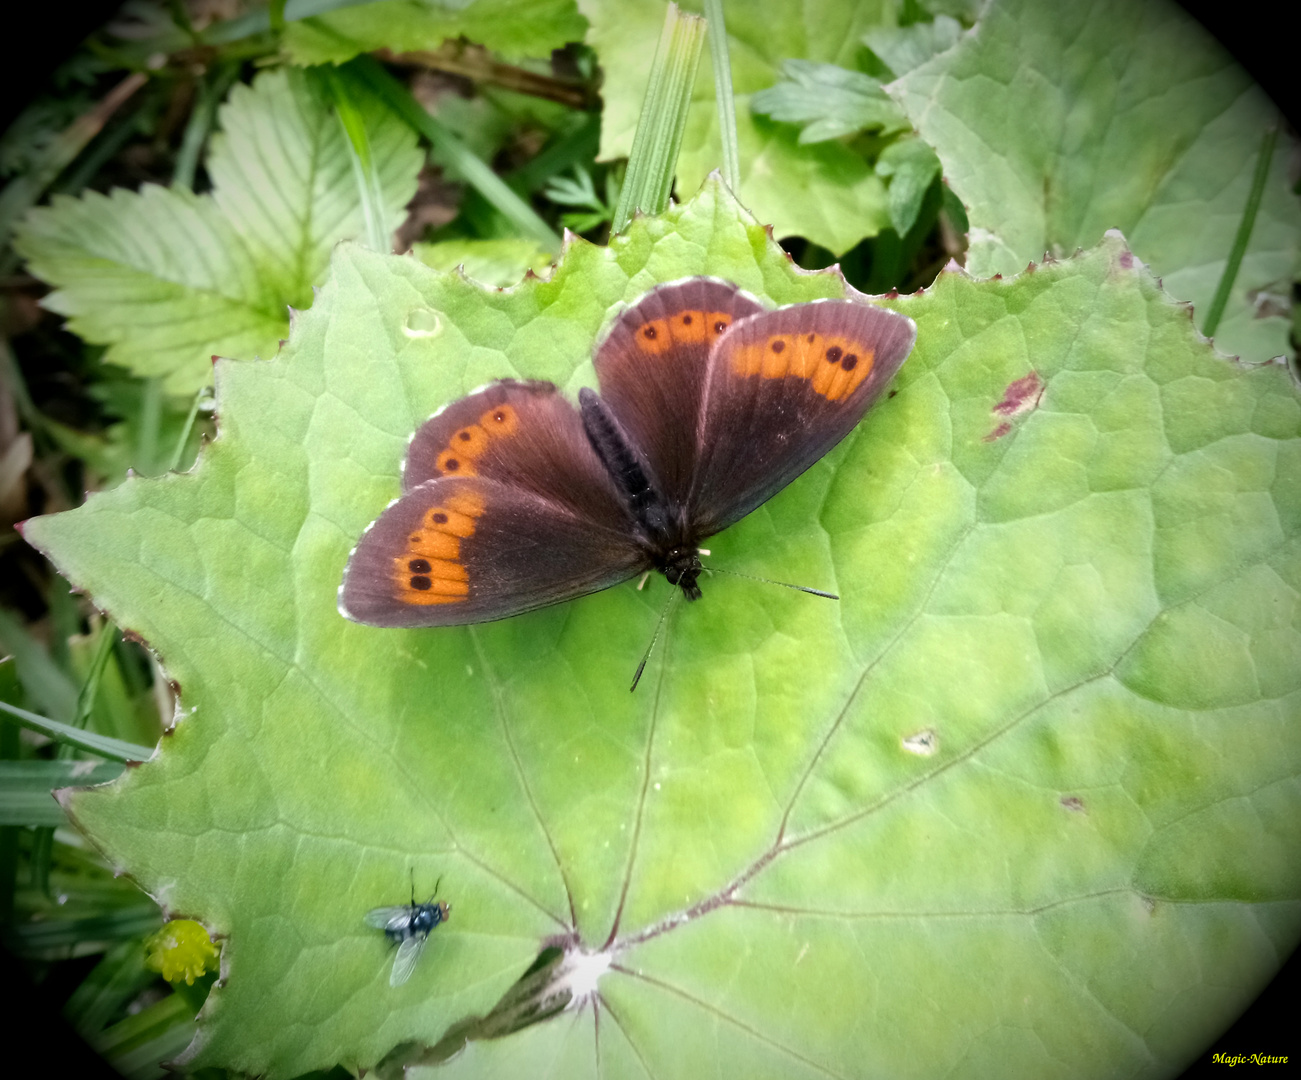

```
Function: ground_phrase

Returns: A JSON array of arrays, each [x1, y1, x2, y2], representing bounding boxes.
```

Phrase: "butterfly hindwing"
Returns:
[[339, 476, 646, 627], [592, 279, 764, 507], [342, 380, 647, 627], [688, 299, 916, 536]]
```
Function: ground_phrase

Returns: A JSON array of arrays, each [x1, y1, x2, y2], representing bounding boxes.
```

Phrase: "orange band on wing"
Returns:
[[634, 309, 738, 356], [432, 404, 520, 478], [395, 493, 486, 605], [729, 332, 876, 402]]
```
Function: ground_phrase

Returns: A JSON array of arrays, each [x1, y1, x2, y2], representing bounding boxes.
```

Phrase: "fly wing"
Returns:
[[389, 933, 428, 987], [363, 906, 411, 931]]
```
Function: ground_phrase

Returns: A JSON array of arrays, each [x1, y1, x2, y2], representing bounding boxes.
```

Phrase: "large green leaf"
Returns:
[[891, 0, 1300, 364], [24, 182, 1301, 1078], [282, 0, 588, 65], [582, 0, 895, 256], [13, 68, 422, 393]]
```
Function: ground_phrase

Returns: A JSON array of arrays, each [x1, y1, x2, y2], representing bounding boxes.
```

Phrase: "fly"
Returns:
[[363, 873, 450, 987]]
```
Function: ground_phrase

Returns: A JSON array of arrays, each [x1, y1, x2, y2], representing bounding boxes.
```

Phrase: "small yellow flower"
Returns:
[[144, 920, 220, 985]]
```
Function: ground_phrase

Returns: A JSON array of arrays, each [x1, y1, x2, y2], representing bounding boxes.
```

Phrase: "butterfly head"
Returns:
[[660, 546, 703, 601]]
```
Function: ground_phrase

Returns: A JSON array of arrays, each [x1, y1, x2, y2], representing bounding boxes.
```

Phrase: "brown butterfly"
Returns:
[[339, 277, 915, 641]]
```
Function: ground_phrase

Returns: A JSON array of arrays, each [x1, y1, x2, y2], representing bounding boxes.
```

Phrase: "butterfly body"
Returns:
[[339, 278, 916, 629]]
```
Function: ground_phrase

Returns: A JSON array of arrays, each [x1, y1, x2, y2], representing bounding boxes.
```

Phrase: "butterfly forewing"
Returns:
[[688, 299, 916, 536], [592, 279, 764, 509]]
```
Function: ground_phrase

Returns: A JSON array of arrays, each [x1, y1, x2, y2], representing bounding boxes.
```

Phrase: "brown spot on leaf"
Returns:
[[992, 371, 1045, 418]]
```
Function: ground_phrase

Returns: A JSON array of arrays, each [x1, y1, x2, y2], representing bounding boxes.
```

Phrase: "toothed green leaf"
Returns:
[[13, 69, 422, 393], [891, 0, 1301, 363]]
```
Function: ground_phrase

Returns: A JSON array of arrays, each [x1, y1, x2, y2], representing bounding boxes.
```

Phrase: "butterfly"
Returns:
[[364, 876, 450, 987], [338, 277, 916, 660]]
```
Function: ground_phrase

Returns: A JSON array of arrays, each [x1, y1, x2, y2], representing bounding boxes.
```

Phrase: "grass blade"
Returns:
[[0, 700, 154, 763], [323, 66, 391, 252], [702, 0, 739, 193], [0, 761, 125, 826], [611, 3, 707, 234], [1201, 121, 1278, 340], [64, 938, 156, 1039], [349, 56, 562, 254]]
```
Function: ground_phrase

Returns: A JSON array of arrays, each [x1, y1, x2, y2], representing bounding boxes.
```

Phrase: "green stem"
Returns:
[[702, 0, 739, 194], [1201, 122, 1278, 340], [349, 56, 562, 254], [611, 3, 707, 235], [172, 63, 242, 192]]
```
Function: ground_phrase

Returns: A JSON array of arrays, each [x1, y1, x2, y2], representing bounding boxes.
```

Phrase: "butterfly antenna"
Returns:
[[630, 590, 678, 692], [700, 565, 838, 600]]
